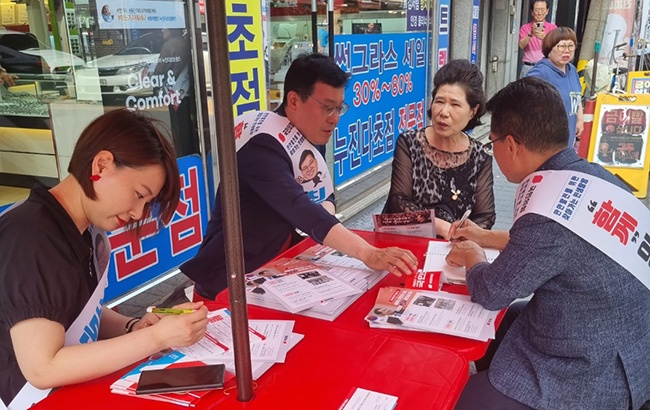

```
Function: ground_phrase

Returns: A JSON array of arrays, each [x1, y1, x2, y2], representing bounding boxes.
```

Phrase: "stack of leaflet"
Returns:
[[244, 244, 388, 321], [365, 286, 498, 341], [111, 308, 302, 406]]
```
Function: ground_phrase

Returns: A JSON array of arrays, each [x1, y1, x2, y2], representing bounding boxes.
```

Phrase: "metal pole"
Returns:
[[590, 42, 600, 99], [203, 0, 254, 402], [312, 0, 319, 53], [327, 0, 334, 56]]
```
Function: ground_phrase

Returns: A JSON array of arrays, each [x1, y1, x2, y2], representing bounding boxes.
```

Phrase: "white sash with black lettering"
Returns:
[[513, 170, 650, 290], [5, 227, 110, 410], [234, 111, 334, 204]]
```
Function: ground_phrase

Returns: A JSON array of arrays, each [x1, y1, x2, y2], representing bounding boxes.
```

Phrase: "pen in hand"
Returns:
[[147, 307, 195, 315], [449, 209, 472, 241]]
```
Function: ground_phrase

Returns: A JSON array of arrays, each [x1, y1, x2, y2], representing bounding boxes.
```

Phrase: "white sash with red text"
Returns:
[[4, 227, 110, 410], [513, 170, 650, 290], [233, 111, 334, 204]]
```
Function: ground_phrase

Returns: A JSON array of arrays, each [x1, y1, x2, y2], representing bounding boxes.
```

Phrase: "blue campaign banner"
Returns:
[[437, 0, 450, 69], [104, 155, 209, 301], [470, 0, 480, 64], [332, 33, 428, 184]]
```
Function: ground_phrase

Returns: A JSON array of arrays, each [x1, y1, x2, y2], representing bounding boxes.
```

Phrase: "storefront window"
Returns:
[[0, 0, 205, 212], [0, 1, 211, 302]]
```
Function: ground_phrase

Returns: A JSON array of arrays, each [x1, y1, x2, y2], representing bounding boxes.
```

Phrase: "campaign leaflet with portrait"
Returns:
[[249, 257, 362, 313], [372, 209, 436, 238], [365, 287, 497, 341]]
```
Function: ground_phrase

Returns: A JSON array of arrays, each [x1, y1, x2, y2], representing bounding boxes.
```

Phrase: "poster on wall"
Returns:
[[598, 0, 637, 65], [226, 0, 267, 117], [96, 0, 185, 29], [590, 103, 649, 169], [332, 32, 428, 185]]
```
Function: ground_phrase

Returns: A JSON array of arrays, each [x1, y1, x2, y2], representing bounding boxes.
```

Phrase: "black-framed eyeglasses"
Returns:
[[308, 95, 349, 117], [482, 135, 506, 155]]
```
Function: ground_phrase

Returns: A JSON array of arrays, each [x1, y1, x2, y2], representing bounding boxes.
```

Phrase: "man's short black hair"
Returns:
[[282, 53, 350, 105], [530, 0, 549, 11], [486, 77, 569, 153]]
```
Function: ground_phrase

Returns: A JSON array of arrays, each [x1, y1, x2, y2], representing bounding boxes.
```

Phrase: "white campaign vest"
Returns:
[[2, 227, 110, 410], [234, 111, 334, 204], [513, 170, 650, 290]]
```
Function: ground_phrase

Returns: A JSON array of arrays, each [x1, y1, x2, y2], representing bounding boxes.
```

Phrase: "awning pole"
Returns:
[[204, 0, 254, 402]]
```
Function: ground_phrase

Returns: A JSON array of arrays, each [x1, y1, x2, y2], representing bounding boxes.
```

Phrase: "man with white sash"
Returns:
[[448, 77, 650, 409], [181, 53, 418, 301]]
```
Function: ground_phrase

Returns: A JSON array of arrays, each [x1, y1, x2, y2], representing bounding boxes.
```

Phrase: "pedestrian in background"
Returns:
[[518, 0, 557, 78], [527, 27, 583, 148]]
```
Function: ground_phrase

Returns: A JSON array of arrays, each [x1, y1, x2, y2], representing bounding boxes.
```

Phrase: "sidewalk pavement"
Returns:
[[112, 121, 649, 317]]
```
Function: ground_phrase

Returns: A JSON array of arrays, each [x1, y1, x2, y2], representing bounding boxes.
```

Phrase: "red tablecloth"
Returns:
[[34, 306, 469, 409], [217, 230, 504, 361], [34, 230, 499, 409]]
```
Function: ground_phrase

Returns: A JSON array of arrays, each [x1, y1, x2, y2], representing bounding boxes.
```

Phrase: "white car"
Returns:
[[79, 31, 164, 97], [77, 31, 211, 100], [0, 30, 84, 75]]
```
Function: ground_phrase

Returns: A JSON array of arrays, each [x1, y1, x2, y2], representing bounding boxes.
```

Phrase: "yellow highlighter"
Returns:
[[146, 307, 195, 315]]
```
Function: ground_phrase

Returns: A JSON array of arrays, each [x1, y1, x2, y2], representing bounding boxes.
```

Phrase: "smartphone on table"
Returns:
[[136, 364, 226, 395]]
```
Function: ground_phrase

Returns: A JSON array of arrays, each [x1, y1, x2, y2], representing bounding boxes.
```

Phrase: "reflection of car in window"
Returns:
[[0, 30, 84, 74], [80, 31, 165, 97], [78, 31, 211, 99]]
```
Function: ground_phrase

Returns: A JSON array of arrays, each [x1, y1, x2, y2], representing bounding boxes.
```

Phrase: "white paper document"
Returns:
[[423, 241, 500, 284], [219, 319, 294, 363], [174, 308, 264, 359], [339, 388, 398, 410]]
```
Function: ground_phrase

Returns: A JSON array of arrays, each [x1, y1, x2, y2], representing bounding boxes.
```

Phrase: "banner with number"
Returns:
[[332, 32, 428, 184]]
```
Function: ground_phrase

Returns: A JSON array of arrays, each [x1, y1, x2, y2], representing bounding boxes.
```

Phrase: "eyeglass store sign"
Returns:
[[333, 32, 428, 184], [96, 0, 185, 29]]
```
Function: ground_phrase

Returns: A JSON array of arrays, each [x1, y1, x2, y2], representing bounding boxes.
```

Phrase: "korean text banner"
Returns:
[[406, 0, 430, 32], [333, 33, 428, 184], [437, 0, 450, 69], [227, 0, 267, 117], [105, 156, 209, 301], [96, 0, 185, 30]]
